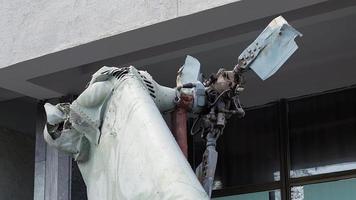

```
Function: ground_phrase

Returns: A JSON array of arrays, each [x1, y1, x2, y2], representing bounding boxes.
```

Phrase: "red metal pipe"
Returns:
[[171, 94, 192, 158]]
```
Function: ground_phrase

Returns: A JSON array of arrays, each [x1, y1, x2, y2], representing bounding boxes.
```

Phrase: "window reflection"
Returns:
[[291, 178, 356, 200], [213, 190, 281, 200], [289, 89, 356, 176], [290, 162, 356, 178]]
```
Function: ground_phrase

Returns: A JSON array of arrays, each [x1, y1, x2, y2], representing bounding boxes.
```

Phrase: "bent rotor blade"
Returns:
[[238, 16, 302, 80]]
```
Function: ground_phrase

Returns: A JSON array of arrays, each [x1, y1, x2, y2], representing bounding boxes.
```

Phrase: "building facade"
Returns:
[[1, 0, 356, 199]]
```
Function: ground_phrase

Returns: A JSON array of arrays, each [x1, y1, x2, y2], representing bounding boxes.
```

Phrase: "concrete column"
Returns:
[[34, 102, 72, 200]]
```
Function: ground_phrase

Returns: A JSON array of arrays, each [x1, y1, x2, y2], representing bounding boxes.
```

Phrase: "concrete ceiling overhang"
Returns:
[[1, 0, 356, 107]]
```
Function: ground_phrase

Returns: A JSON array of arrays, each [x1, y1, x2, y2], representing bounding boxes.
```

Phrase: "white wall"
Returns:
[[0, 0, 239, 69]]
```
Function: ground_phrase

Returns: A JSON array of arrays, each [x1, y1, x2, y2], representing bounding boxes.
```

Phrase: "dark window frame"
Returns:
[[209, 85, 356, 200]]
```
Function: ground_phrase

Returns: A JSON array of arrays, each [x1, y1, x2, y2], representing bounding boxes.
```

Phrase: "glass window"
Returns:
[[291, 178, 356, 200], [192, 104, 281, 188], [289, 89, 356, 177], [213, 190, 281, 200]]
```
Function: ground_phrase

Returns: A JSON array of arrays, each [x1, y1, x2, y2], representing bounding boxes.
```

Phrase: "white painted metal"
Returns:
[[43, 67, 209, 199], [239, 16, 302, 80], [77, 73, 208, 200]]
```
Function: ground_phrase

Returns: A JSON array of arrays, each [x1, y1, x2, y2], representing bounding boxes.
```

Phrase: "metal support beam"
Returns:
[[279, 99, 291, 200]]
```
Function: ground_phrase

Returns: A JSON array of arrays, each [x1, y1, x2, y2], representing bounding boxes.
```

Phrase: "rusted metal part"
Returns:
[[171, 94, 193, 158]]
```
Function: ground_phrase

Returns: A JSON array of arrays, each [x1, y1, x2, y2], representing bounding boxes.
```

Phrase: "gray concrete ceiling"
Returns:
[[2, 0, 356, 107], [136, 11, 356, 106], [0, 87, 23, 102]]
